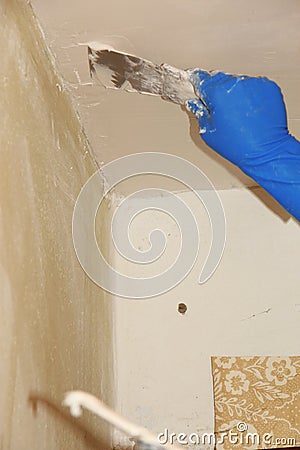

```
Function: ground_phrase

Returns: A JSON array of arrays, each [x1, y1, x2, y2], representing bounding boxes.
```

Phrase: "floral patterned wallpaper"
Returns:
[[211, 356, 300, 449]]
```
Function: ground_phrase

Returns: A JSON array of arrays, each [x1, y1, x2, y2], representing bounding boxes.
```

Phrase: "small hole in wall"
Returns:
[[178, 303, 187, 315]]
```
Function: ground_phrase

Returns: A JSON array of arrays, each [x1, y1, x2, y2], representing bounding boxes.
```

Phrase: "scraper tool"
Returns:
[[88, 47, 197, 105]]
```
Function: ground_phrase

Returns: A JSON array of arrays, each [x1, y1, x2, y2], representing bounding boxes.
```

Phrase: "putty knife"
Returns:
[[88, 47, 197, 105]]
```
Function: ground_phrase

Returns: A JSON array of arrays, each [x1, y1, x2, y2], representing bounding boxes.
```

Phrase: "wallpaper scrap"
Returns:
[[211, 356, 300, 449]]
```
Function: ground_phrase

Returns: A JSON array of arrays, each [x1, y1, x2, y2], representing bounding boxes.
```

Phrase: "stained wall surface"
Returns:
[[0, 1, 113, 449]]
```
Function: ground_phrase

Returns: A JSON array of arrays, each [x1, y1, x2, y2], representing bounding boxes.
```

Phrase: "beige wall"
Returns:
[[15, 1, 300, 449], [31, 0, 300, 190], [0, 1, 113, 449], [110, 189, 299, 449]]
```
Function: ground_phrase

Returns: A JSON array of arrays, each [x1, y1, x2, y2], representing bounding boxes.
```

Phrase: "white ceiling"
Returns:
[[32, 0, 300, 189]]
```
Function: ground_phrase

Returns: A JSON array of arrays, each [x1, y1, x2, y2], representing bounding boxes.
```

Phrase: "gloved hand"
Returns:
[[186, 70, 300, 221]]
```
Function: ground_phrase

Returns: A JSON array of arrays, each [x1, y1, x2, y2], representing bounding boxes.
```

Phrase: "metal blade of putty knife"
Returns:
[[88, 47, 196, 105]]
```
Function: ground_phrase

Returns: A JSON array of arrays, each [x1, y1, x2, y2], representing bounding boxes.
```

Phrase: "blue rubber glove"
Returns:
[[186, 70, 300, 221]]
